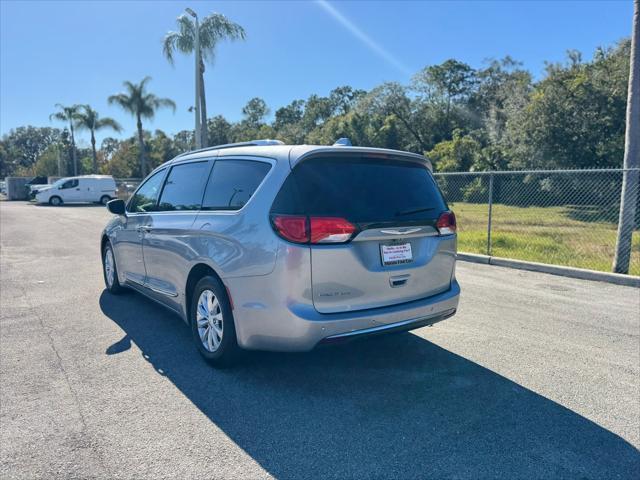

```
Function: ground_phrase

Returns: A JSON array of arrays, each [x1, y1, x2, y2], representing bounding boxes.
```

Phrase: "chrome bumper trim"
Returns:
[[320, 308, 457, 342]]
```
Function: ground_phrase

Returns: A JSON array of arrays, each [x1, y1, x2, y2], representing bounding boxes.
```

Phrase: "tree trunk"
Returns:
[[613, 0, 640, 274], [69, 122, 78, 176], [91, 130, 98, 173], [445, 95, 451, 134], [199, 59, 208, 147], [394, 110, 428, 152], [136, 115, 147, 177]]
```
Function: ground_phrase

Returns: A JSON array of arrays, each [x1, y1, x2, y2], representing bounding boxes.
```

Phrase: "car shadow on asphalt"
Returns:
[[99, 290, 640, 479]]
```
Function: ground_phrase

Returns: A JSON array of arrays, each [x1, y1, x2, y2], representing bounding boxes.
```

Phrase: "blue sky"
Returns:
[[0, 0, 633, 146]]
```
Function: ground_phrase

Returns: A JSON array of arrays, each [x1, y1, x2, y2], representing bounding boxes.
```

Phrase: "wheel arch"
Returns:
[[185, 263, 226, 325], [100, 233, 109, 255]]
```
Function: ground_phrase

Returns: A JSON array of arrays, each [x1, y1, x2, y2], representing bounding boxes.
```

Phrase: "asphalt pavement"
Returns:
[[1, 200, 639, 479]]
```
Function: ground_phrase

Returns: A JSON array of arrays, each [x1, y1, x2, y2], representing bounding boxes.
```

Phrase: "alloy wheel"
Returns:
[[104, 247, 115, 288], [196, 289, 224, 352]]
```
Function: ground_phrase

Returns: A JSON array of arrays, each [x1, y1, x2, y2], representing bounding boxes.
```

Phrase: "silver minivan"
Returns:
[[101, 140, 460, 366]]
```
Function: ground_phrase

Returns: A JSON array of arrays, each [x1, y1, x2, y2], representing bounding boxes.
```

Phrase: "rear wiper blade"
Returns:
[[395, 206, 436, 217]]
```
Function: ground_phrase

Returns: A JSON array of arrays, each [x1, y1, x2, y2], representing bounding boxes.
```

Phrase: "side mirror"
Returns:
[[107, 198, 126, 216]]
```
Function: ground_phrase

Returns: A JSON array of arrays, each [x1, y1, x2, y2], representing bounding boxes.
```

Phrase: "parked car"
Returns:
[[36, 175, 117, 206], [24, 176, 49, 198], [0, 181, 6, 195], [101, 139, 460, 366], [29, 183, 52, 198]]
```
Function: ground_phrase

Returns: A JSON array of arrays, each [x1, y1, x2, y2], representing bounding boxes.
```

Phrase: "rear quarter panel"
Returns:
[[189, 156, 289, 279]]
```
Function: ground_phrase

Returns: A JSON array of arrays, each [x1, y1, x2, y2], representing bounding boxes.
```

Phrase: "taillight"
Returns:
[[272, 215, 309, 243], [271, 215, 356, 244], [436, 211, 456, 235], [310, 217, 356, 243]]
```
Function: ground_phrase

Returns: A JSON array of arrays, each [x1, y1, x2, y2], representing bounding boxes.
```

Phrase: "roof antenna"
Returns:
[[333, 137, 352, 147]]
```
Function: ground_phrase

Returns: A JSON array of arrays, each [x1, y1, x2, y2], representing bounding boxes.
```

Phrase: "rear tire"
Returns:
[[102, 242, 124, 294], [100, 195, 111, 206], [190, 276, 240, 367], [49, 196, 62, 206]]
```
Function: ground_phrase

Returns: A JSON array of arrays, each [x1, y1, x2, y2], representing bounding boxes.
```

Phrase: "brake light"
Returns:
[[310, 217, 356, 243], [272, 215, 309, 243], [271, 215, 356, 244], [436, 211, 456, 235]]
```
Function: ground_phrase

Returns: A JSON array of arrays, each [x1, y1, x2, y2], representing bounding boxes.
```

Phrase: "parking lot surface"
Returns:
[[1, 200, 639, 479]]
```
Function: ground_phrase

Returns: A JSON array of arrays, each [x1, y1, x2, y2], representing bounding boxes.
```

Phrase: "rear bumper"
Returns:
[[318, 308, 457, 345], [227, 278, 460, 352]]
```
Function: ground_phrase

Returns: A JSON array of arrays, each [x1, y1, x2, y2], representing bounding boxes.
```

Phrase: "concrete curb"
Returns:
[[457, 252, 640, 288]]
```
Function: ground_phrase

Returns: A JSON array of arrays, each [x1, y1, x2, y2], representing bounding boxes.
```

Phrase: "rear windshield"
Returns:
[[271, 156, 447, 223]]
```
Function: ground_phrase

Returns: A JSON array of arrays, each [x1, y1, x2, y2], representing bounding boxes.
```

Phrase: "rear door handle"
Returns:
[[137, 226, 153, 233]]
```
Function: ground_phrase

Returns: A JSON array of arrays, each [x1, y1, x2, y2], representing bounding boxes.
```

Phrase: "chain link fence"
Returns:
[[434, 169, 640, 276]]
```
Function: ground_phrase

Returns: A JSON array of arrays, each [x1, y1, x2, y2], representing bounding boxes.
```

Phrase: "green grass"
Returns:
[[450, 202, 640, 276]]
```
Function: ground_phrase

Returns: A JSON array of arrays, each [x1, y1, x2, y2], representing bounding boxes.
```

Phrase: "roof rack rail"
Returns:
[[176, 139, 284, 158]]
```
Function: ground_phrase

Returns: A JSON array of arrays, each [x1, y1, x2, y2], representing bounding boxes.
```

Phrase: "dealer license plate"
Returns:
[[380, 243, 413, 266]]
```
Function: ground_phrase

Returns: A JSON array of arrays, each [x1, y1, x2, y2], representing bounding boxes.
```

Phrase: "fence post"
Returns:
[[487, 172, 494, 256]]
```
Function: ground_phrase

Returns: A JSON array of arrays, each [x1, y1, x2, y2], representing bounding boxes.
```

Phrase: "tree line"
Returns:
[[0, 37, 630, 179]]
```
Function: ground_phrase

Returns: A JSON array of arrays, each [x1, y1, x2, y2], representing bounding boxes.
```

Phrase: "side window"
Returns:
[[202, 160, 271, 211], [61, 179, 78, 189], [127, 170, 166, 213], [157, 161, 209, 211]]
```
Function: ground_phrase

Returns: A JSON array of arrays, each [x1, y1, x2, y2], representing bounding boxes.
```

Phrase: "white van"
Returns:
[[35, 175, 117, 206]]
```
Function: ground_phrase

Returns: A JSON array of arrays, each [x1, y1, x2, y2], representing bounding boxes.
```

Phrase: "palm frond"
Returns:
[[122, 81, 137, 94], [155, 97, 177, 112], [176, 30, 194, 54], [163, 31, 181, 65], [199, 13, 246, 62], [49, 111, 67, 122], [176, 13, 195, 39], [162, 11, 245, 64], [95, 117, 122, 133], [108, 93, 134, 115], [50, 103, 81, 123], [139, 76, 152, 91], [74, 104, 98, 131], [109, 78, 174, 120]]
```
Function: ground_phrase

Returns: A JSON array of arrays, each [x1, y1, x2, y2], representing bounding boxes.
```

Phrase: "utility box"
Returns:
[[6, 177, 29, 200]]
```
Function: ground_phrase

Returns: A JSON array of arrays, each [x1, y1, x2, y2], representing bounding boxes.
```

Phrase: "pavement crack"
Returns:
[[18, 282, 111, 478]]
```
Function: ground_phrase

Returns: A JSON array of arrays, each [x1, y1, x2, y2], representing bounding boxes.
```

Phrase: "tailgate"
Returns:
[[269, 153, 456, 314], [311, 226, 455, 313]]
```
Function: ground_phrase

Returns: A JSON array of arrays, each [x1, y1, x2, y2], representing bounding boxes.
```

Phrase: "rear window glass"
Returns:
[[202, 160, 271, 210], [271, 156, 446, 223]]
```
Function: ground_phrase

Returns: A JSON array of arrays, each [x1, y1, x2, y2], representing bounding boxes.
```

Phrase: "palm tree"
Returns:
[[108, 77, 175, 177], [163, 10, 245, 147], [74, 105, 122, 173], [50, 104, 81, 175]]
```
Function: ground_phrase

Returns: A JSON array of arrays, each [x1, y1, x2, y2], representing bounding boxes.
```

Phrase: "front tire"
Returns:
[[100, 195, 111, 206], [49, 196, 62, 206], [190, 276, 240, 367], [102, 242, 124, 294]]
